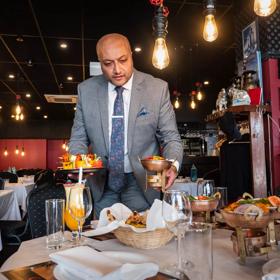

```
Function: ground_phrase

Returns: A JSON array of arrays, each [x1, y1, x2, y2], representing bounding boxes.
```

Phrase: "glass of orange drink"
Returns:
[[65, 184, 92, 244]]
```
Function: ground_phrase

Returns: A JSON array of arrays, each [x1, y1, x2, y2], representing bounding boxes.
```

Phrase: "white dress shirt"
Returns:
[[108, 75, 133, 173]]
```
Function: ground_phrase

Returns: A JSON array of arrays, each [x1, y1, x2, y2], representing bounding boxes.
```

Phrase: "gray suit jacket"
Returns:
[[69, 69, 183, 205]]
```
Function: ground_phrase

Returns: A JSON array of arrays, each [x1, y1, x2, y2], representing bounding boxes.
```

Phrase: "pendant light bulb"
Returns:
[[20, 113, 24, 120], [15, 104, 21, 115], [197, 91, 203, 101], [4, 147, 8, 157], [62, 142, 66, 149], [15, 146, 19, 155], [174, 97, 180, 109], [21, 147, 25, 157], [203, 14, 218, 42], [254, 0, 277, 16], [15, 114, 20, 121], [152, 37, 170, 70], [65, 145, 69, 152], [190, 98, 196, 110]]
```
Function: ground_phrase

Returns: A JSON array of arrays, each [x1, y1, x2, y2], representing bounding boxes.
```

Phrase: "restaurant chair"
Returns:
[[0, 220, 28, 245], [34, 169, 54, 184], [26, 182, 66, 238], [0, 178, 4, 190], [16, 169, 27, 177], [0, 172, 18, 183]]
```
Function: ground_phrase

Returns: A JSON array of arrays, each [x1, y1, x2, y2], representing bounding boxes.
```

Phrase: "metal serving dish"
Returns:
[[140, 159, 172, 172], [191, 199, 219, 212], [221, 209, 273, 229]]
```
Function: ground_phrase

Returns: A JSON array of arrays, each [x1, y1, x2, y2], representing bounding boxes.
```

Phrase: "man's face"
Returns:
[[98, 39, 133, 86]]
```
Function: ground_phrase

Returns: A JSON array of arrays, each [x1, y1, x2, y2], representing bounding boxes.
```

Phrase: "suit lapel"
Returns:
[[128, 70, 144, 154], [97, 79, 109, 153]]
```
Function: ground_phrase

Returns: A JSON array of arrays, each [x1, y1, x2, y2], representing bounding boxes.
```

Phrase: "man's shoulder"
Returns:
[[134, 69, 167, 88], [78, 75, 105, 89]]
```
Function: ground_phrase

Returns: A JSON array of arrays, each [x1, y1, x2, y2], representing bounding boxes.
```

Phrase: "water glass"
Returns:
[[45, 199, 65, 249], [183, 222, 213, 280], [213, 187, 228, 208], [197, 180, 215, 196]]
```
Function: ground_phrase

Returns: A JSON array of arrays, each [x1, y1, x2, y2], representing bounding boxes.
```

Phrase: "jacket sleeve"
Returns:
[[156, 82, 183, 167], [68, 84, 90, 155]]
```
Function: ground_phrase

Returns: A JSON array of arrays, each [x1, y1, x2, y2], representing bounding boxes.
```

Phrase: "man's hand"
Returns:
[[165, 165, 178, 189]]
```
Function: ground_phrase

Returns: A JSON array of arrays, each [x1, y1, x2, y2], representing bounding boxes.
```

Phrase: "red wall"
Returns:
[[47, 140, 65, 170], [0, 139, 68, 171], [0, 139, 47, 171]]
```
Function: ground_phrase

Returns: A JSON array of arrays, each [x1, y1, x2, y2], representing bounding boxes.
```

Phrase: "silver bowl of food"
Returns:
[[191, 198, 219, 212]]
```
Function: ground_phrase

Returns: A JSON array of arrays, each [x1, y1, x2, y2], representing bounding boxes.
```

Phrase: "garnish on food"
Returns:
[[61, 153, 103, 169]]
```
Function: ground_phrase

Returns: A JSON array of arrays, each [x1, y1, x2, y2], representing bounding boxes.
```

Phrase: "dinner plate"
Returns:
[[102, 251, 153, 264]]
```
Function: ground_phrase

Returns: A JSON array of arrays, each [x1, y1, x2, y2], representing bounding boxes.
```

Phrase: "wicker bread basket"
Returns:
[[113, 227, 174, 249]]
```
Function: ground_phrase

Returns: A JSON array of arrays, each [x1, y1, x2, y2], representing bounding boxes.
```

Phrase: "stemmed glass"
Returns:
[[67, 185, 92, 245], [162, 190, 192, 278]]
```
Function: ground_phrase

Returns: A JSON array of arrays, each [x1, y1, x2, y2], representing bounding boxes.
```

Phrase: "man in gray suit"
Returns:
[[69, 33, 183, 217]]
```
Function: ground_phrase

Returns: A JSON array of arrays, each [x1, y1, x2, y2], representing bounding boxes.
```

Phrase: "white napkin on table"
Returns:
[[83, 199, 166, 237], [50, 246, 158, 280]]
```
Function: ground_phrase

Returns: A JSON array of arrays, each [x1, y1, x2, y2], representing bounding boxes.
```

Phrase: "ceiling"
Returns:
[[0, 0, 238, 121]]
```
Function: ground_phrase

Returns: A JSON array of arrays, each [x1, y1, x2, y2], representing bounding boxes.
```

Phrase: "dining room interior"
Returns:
[[0, 0, 280, 279]]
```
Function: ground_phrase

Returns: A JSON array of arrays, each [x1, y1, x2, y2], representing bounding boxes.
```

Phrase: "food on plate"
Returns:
[[268, 196, 280, 207], [223, 193, 280, 215], [143, 155, 165, 161], [61, 153, 103, 169], [125, 211, 147, 228], [106, 210, 116, 222], [189, 192, 221, 202]]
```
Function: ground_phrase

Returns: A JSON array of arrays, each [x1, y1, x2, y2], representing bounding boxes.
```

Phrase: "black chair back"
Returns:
[[0, 172, 18, 183], [26, 182, 66, 238], [34, 169, 54, 185], [0, 178, 4, 190]]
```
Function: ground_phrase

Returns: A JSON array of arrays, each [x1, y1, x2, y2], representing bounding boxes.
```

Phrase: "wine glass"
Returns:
[[67, 185, 92, 245], [197, 180, 215, 197], [162, 190, 192, 278]]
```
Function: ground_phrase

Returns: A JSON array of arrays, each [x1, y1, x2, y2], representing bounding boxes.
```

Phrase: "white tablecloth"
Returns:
[[0, 229, 275, 279], [0, 190, 21, 251], [4, 182, 34, 214]]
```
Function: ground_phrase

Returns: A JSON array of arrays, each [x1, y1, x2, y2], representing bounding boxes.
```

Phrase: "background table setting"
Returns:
[[4, 177, 34, 215], [0, 189, 21, 251]]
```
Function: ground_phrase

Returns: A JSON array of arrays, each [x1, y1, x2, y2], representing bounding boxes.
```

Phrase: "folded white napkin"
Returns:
[[83, 199, 167, 237], [50, 246, 159, 280]]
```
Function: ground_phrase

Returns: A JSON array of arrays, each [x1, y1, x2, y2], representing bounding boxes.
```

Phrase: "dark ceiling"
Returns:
[[0, 0, 238, 122]]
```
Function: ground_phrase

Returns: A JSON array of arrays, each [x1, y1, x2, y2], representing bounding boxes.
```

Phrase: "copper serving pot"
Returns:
[[140, 159, 172, 172], [191, 199, 219, 212], [221, 209, 273, 229]]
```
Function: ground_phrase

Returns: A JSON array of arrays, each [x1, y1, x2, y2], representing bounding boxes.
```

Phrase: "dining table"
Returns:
[[0, 190, 21, 251], [0, 228, 276, 279], [4, 181, 34, 215]]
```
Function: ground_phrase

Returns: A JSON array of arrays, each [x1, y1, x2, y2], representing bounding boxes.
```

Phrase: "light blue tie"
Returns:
[[108, 86, 125, 192]]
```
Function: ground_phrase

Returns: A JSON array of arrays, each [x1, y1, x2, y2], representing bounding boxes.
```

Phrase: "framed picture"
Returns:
[[242, 20, 259, 60]]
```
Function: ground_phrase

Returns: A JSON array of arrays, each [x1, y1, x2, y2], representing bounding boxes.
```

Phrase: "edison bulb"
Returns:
[[15, 104, 21, 115], [197, 91, 203, 101], [20, 113, 24, 120], [190, 100, 196, 109], [152, 37, 170, 70], [62, 143, 66, 149], [4, 150, 8, 156], [21, 150, 25, 156], [15, 148, 19, 155], [174, 98, 180, 109], [203, 14, 218, 42], [254, 0, 277, 16], [15, 114, 20, 121]]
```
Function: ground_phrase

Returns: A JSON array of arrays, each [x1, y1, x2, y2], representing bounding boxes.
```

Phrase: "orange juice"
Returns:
[[64, 184, 86, 231], [64, 208, 84, 231]]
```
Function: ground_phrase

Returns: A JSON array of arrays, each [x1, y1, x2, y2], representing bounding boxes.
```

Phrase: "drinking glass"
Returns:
[[183, 222, 213, 280], [67, 185, 92, 245], [197, 180, 215, 196], [213, 187, 228, 208], [162, 190, 192, 277]]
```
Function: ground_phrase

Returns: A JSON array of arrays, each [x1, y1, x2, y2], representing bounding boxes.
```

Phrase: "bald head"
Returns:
[[96, 33, 132, 61], [96, 33, 133, 86]]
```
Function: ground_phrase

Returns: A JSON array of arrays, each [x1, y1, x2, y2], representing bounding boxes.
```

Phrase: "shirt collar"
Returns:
[[108, 73, 134, 93]]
